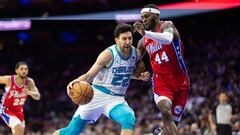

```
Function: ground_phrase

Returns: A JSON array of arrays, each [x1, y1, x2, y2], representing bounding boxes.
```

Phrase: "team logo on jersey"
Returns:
[[131, 56, 136, 62], [8, 90, 26, 99], [116, 59, 121, 65], [146, 43, 163, 54], [174, 105, 183, 115]]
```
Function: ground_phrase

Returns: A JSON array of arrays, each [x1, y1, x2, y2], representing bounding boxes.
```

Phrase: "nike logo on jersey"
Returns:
[[12, 85, 16, 90]]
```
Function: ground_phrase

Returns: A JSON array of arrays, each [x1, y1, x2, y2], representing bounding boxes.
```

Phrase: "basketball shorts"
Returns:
[[0, 108, 25, 128], [152, 73, 190, 122], [73, 86, 134, 123]]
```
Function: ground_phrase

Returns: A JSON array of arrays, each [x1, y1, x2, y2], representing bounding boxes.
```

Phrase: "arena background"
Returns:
[[0, 1, 240, 135]]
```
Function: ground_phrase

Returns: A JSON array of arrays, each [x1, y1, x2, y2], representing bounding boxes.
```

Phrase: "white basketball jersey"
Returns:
[[92, 44, 138, 95]]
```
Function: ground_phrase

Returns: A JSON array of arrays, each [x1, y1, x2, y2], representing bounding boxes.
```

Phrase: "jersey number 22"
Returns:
[[112, 74, 131, 87]]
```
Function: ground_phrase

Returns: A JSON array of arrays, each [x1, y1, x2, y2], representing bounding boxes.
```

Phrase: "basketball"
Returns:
[[69, 81, 93, 105]]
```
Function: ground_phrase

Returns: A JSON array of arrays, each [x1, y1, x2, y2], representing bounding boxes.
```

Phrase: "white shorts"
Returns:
[[0, 111, 25, 129], [73, 86, 127, 123]]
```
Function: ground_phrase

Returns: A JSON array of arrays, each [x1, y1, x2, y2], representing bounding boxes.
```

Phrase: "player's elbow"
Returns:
[[34, 93, 41, 100]]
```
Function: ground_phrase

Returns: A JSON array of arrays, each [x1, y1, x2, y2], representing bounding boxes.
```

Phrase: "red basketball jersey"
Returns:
[[143, 21, 188, 76], [1, 75, 28, 113]]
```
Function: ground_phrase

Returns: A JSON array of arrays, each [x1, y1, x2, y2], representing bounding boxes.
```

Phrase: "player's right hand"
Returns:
[[67, 79, 79, 97], [139, 71, 151, 81], [133, 21, 145, 36]]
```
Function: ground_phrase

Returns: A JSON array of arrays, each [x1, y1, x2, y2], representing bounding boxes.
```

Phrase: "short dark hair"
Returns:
[[15, 61, 28, 69], [114, 23, 134, 38], [143, 4, 159, 10]]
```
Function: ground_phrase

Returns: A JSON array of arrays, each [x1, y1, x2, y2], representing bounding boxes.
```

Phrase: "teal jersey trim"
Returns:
[[93, 84, 124, 96], [106, 48, 114, 69], [114, 44, 132, 61]]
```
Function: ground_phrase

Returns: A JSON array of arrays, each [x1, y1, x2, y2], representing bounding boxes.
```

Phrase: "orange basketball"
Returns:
[[69, 81, 93, 105]]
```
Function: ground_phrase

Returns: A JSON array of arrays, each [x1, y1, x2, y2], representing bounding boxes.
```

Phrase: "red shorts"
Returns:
[[152, 73, 190, 121]]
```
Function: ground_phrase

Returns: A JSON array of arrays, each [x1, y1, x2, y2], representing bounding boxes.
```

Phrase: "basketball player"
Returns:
[[52, 23, 150, 135], [133, 4, 190, 135], [0, 61, 41, 135]]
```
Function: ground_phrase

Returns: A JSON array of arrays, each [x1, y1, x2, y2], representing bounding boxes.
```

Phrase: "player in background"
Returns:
[[52, 23, 150, 135], [0, 61, 41, 135], [134, 4, 190, 135]]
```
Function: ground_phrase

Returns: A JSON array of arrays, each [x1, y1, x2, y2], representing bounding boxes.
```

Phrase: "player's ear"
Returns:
[[154, 14, 159, 20], [115, 37, 119, 43]]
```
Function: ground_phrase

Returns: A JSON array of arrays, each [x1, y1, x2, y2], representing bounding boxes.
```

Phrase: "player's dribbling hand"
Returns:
[[139, 71, 151, 81], [133, 21, 145, 36], [67, 79, 79, 97]]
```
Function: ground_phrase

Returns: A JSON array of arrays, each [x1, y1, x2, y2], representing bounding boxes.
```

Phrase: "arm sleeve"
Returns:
[[145, 31, 173, 44]]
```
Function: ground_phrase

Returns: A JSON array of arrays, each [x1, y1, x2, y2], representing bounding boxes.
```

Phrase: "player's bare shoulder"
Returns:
[[0, 75, 11, 86], [160, 21, 175, 32], [161, 20, 179, 39], [27, 77, 36, 87], [101, 48, 113, 67]]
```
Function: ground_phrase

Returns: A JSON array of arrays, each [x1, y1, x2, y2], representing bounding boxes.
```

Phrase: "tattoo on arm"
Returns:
[[161, 21, 179, 39]]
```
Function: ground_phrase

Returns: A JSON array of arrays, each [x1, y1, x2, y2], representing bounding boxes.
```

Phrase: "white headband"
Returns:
[[141, 8, 160, 14]]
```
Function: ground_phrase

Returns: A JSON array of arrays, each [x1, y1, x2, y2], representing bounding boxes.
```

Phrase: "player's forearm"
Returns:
[[29, 90, 41, 100], [77, 73, 94, 83], [131, 73, 141, 80], [145, 31, 173, 44]]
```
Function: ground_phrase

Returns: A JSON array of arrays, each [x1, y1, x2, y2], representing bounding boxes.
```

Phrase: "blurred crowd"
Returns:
[[1, 30, 240, 135], [1, 7, 240, 134]]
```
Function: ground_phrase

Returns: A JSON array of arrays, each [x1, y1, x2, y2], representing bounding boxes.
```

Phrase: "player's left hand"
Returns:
[[133, 21, 145, 36], [23, 88, 31, 95], [139, 71, 151, 81]]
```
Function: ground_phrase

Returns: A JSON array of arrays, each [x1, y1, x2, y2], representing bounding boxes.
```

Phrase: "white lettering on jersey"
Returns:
[[146, 43, 163, 54], [8, 90, 26, 99]]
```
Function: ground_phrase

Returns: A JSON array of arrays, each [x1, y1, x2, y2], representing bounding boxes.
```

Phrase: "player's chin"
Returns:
[[20, 74, 27, 79], [124, 48, 130, 53]]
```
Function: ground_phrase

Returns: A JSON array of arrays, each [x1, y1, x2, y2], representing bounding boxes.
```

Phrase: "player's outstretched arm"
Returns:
[[134, 21, 176, 44], [24, 78, 41, 100]]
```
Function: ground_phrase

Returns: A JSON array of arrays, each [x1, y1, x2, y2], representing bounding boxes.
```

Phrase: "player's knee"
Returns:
[[120, 112, 136, 130], [158, 101, 172, 121], [13, 124, 24, 135]]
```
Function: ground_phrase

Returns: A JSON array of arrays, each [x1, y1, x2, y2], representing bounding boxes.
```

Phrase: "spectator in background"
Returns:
[[209, 92, 233, 135]]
